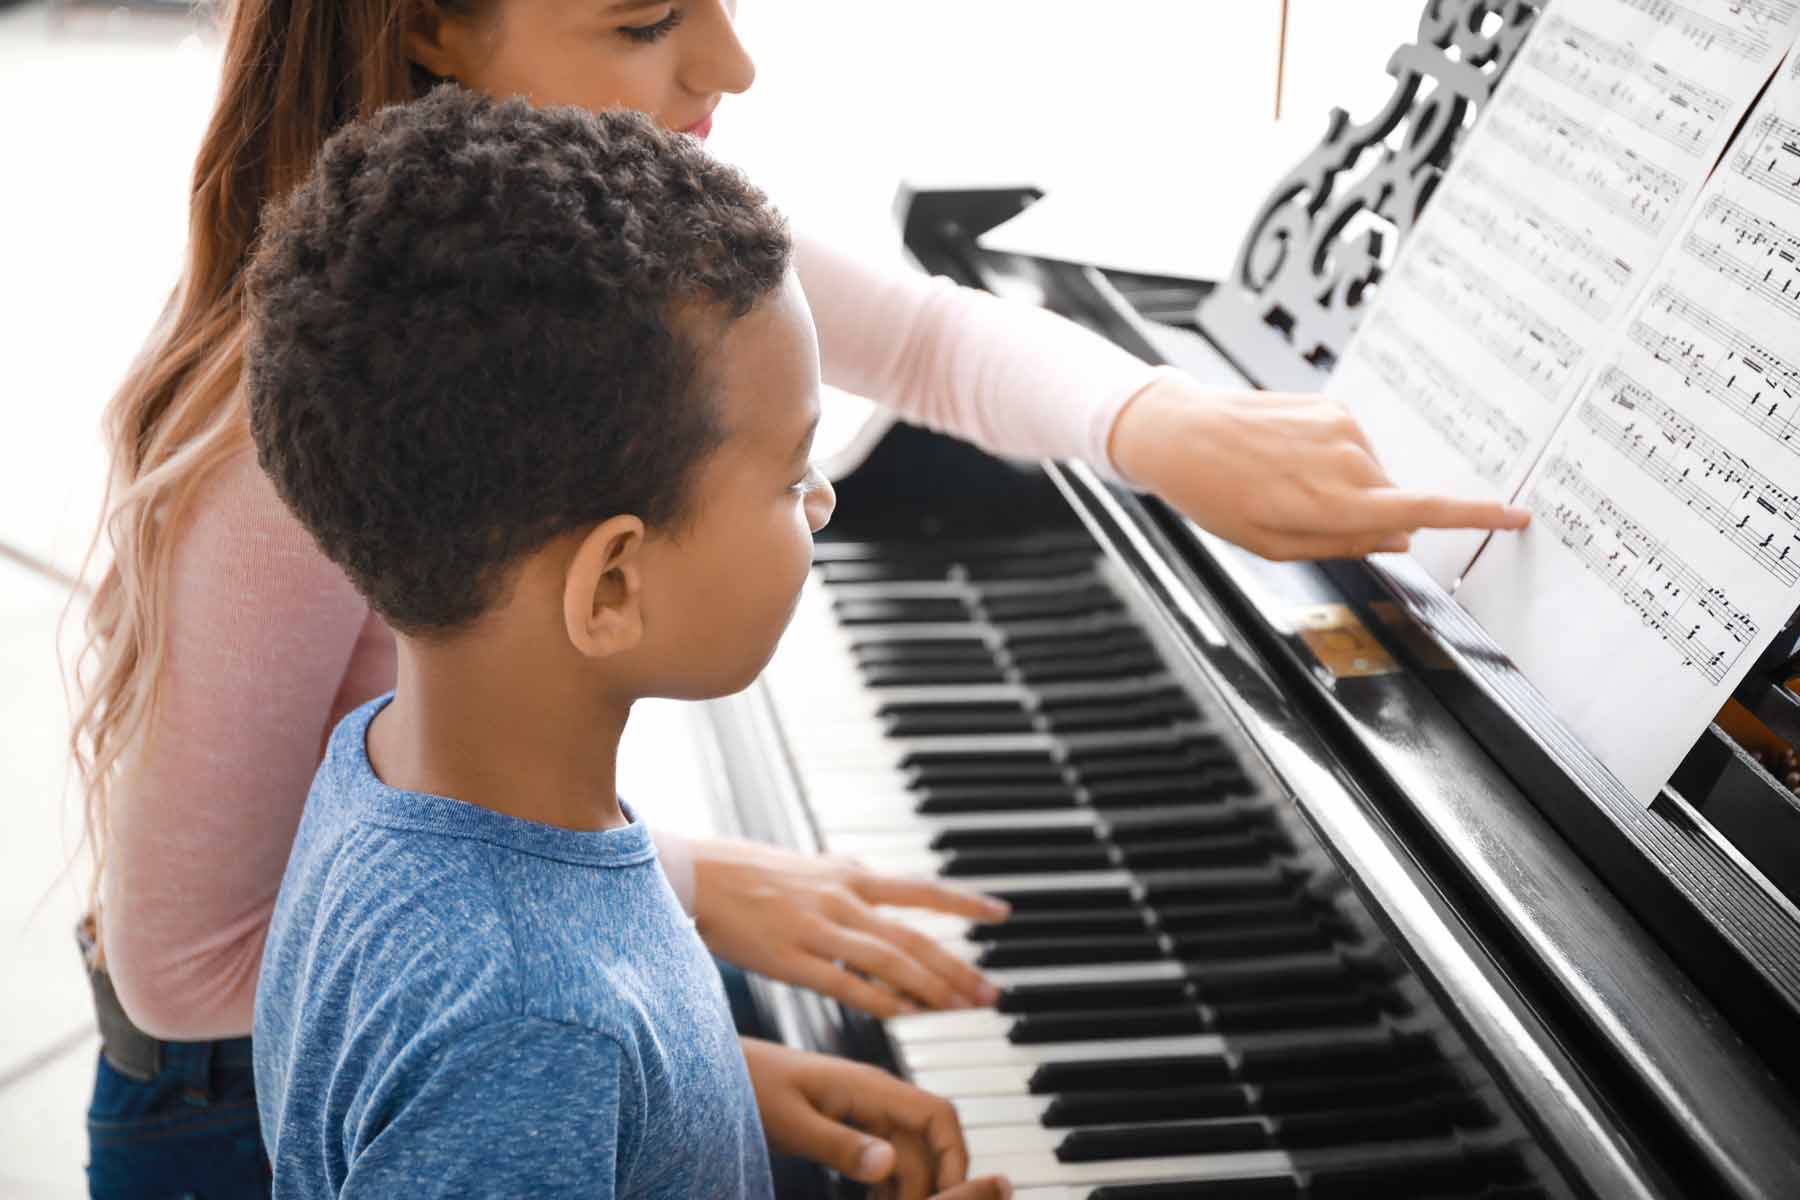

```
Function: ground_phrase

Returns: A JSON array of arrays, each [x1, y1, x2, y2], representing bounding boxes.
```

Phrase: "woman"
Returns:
[[73, 0, 1526, 1195]]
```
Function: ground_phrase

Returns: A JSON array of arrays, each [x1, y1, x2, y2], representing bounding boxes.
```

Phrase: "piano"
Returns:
[[695, 4, 1800, 1196]]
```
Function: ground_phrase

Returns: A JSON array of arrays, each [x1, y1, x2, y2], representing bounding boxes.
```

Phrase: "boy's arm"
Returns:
[[341, 1019, 630, 1199]]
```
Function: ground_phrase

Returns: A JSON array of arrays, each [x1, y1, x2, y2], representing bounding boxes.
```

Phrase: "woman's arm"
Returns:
[[102, 451, 371, 1039], [795, 232, 1153, 475]]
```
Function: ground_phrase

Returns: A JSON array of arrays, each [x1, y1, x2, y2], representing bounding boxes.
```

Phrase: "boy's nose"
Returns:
[[805, 476, 836, 534]]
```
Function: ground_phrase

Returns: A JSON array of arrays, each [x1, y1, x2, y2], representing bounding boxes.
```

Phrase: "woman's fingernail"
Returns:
[[983, 897, 1011, 918], [976, 981, 1001, 1005]]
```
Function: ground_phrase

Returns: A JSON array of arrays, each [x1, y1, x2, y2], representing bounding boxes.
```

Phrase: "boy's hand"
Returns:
[[691, 837, 1008, 1016], [1108, 374, 1530, 562], [742, 1039, 1010, 1200]]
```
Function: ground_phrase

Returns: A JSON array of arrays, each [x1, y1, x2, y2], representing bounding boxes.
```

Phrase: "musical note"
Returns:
[[1359, 311, 1531, 485], [1617, 0, 1800, 62], [1529, 454, 1759, 684], [1435, 163, 1633, 320], [1629, 284, 1800, 458], [1728, 111, 1800, 207], [1525, 13, 1729, 155], [1399, 231, 1582, 399], [1579, 369, 1800, 584], [1484, 84, 1685, 232], [1681, 228, 1800, 323]]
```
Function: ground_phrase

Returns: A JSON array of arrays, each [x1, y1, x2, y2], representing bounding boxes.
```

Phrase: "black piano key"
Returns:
[[1043, 691, 1199, 735], [1057, 1115, 1273, 1161], [833, 597, 971, 624], [940, 844, 1114, 876], [1189, 956, 1395, 1002], [997, 978, 1193, 1015], [852, 639, 994, 666], [983, 593, 1122, 624], [959, 551, 1098, 580], [1084, 775, 1240, 808], [1030, 1054, 1234, 1093], [968, 908, 1147, 940], [931, 825, 1100, 852], [979, 934, 1164, 969], [862, 663, 1009, 686], [900, 751, 1061, 786], [1028, 1035, 1442, 1094], [1277, 1097, 1496, 1147], [988, 885, 1136, 912], [1306, 1149, 1525, 1199], [1009, 1005, 1207, 1043], [1109, 811, 1258, 841], [1007, 625, 1152, 656], [1088, 1180, 1299, 1200], [1142, 870, 1305, 905], [1209, 992, 1389, 1032], [1071, 739, 1239, 778], [1235, 1033, 1442, 1081], [1150, 897, 1327, 931], [915, 785, 1080, 815], [1015, 651, 1169, 685], [1120, 834, 1287, 870], [880, 700, 1034, 736], [1039, 1064, 1470, 1128]]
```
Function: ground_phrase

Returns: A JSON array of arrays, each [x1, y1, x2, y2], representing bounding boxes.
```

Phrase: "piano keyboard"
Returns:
[[760, 534, 1550, 1198]]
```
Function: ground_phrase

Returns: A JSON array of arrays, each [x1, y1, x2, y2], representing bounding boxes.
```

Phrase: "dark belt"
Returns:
[[79, 924, 256, 1088]]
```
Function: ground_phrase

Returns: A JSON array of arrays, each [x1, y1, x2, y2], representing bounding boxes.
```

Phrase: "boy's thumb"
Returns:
[[845, 1134, 895, 1182]]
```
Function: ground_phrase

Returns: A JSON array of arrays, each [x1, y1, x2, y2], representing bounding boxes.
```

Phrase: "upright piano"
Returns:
[[696, 3, 1800, 1195]]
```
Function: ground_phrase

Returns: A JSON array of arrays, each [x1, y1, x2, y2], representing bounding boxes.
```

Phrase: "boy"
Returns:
[[245, 88, 999, 1198]]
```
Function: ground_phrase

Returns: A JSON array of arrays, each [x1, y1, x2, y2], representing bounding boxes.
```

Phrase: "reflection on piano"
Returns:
[[697, 4, 1800, 1196]]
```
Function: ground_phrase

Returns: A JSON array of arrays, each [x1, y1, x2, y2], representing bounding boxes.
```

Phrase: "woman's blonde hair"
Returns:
[[69, 0, 441, 942]]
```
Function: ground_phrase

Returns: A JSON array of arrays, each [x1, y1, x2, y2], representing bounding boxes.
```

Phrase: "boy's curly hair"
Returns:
[[245, 86, 791, 635]]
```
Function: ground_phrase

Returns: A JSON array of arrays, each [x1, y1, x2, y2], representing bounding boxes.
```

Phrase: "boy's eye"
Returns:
[[620, 7, 683, 43]]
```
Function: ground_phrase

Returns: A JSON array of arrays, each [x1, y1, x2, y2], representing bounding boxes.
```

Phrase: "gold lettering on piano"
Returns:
[[1291, 604, 1400, 680]]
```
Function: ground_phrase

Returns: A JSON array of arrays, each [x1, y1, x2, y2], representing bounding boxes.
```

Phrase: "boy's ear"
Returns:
[[562, 515, 648, 660], [405, 0, 477, 82]]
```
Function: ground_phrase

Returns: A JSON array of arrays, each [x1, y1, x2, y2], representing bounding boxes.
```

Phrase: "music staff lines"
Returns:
[[1486, 85, 1682, 232], [1630, 284, 1800, 458], [1531, 454, 1758, 684], [1730, 112, 1800, 207], [1527, 13, 1726, 155], [1583, 368, 1800, 585], [1618, 0, 1800, 61], [1360, 312, 1530, 485], [1405, 232, 1580, 399], [1683, 233, 1800, 322], [1438, 163, 1631, 319]]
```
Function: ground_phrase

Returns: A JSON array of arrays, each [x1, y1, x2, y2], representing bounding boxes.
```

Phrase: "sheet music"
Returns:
[[1327, 0, 1800, 585], [1458, 51, 1800, 806]]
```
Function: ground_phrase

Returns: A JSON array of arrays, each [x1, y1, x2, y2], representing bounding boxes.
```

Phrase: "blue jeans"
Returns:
[[85, 1036, 270, 1199]]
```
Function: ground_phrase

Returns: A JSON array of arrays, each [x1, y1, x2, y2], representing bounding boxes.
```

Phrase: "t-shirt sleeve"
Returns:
[[342, 1019, 636, 1199]]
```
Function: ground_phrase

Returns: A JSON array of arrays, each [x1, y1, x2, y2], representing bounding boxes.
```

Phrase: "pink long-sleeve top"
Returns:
[[102, 231, 1163, 1039]]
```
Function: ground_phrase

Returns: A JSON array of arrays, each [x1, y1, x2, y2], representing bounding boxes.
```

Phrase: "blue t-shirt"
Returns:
[[254, 696, 772, 1198]]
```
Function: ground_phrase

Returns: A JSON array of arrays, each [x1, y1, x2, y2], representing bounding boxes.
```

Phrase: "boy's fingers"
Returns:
[[856, 873, 1011, 922], [829, 929, 965, 1012], [888, 1127, 936, 1200], [845, 909, 999, 1006], [931, 1179, 1013, 1200], [786, 955, 915, 1019]]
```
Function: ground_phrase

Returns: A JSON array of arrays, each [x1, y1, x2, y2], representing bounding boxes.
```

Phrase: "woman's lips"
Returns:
[[682, 113, 713, 140]]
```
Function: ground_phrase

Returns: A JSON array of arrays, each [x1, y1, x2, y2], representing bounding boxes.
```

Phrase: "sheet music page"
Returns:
[[1328, 0, 1800, 585], [1458, 50, 1800, 806]]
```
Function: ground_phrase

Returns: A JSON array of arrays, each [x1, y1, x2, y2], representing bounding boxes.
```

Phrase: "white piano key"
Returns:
[[940, 869, 1136, 893], [982, 959, 1187, 988], [910, 1065, 1035, 1097], [952, 1095, 1054, 1130], [964, 1124, 1066, 1159], [970, 1145, 1298, 1189], [847, 851, 948, 878], [887, 1009, 1010, 1045], [898, 1033, 1230, 1074], [970, 1135, 1482, 1191], [822, 808, 1102, 840]]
